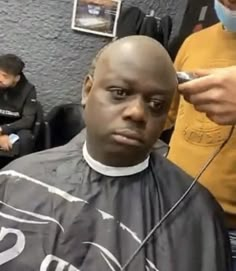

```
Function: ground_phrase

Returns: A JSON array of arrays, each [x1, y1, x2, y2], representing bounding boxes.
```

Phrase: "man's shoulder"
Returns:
[[152, 153, 224, 216], [2, 146, 67, 174], [152, 152, 193, 185]]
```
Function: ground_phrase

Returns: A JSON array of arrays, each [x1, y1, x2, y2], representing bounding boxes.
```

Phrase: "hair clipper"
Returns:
[[176, 72, 198, 84]]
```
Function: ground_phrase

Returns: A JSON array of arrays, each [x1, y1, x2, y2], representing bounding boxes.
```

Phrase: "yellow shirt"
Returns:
[[168, 23, 236, 227]]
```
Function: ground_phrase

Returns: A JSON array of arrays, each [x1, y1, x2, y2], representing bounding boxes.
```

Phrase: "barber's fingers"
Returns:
[[185, 94, 235, 125], [193, 103, 222, 114], [178, 68, 224, 95], [192, 102, 233, 124], [182, 88, 222, 105], [194, 68, 220, 77], [178, 75, 216, 95], [206, 112, 233, 126]]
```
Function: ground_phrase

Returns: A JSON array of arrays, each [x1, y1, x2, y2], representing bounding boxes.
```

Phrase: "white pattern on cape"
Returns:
[[0, 170, 160, 271]]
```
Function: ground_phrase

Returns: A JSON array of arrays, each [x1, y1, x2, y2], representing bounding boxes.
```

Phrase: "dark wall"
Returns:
[[0, 0, 187, 112]]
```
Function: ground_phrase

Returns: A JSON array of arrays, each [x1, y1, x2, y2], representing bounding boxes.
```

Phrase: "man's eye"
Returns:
[[111, 88, 128, 99], [149, 100, 164, 111]]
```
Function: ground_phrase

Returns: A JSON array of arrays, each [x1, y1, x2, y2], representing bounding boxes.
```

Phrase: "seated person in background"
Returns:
[[0, 36, 231, 270], [0, 54, 37, 160]]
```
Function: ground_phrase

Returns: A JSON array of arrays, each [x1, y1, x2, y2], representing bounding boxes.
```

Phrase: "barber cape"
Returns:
[[0, 131, 231, 271]]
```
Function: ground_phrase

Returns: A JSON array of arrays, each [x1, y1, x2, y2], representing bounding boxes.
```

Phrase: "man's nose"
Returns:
[[122, 97, 148, 124]]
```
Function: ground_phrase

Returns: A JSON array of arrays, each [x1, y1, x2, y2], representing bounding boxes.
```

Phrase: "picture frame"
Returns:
[[72, 0, 122, 38]]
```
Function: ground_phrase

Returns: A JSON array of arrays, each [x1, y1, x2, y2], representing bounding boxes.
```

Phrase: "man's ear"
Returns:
[[81, 74, 93, 107], [15, 75, 21, 84]]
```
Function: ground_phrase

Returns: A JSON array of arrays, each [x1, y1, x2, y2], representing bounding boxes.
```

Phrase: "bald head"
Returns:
[[92, 36, 177, 90]]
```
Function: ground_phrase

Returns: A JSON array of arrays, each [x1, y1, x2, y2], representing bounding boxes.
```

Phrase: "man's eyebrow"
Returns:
[[104, 76, 172, 92]]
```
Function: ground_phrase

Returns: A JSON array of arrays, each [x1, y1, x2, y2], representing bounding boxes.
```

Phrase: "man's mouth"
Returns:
[[112, 129, 144, 147]]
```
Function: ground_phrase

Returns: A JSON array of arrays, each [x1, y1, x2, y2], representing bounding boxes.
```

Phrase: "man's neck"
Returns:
[[82, 142, 150, 177]]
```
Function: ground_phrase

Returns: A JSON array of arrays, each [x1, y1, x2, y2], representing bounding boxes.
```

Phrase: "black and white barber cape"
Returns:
[[0, 132, 232, 271]]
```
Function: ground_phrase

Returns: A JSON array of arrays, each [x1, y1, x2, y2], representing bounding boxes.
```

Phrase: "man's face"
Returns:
[[83, 50, 176, 166], [220, 0, 236, 10], [0, 70, 19, 89]]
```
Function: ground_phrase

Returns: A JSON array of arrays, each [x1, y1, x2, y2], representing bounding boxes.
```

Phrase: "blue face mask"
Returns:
[[214, 0, 236, 32]]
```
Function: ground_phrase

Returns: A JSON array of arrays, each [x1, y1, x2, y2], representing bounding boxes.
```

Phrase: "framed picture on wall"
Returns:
[[72, 0, 122, 38]]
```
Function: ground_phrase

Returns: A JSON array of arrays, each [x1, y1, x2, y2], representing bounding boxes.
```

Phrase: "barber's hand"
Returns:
[[178, 66, 236, 125], [0, 135, 12, 151]]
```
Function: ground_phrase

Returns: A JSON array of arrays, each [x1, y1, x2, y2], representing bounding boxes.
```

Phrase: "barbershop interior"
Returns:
[[1, 0, 236, 270]]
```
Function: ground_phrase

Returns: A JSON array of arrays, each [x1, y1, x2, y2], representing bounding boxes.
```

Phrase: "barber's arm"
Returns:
[[178, 66, 236, 125], [1, 87, 37, 135]]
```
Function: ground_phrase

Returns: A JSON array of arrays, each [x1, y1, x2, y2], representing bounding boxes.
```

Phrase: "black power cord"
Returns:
[[121, 125, 235, 271]]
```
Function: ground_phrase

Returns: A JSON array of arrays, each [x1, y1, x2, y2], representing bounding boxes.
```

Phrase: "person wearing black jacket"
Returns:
[[0, 54, 37, 161]]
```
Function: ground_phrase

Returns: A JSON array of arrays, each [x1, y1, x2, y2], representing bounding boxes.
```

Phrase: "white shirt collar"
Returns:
[[83, 142, 150, 177]]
